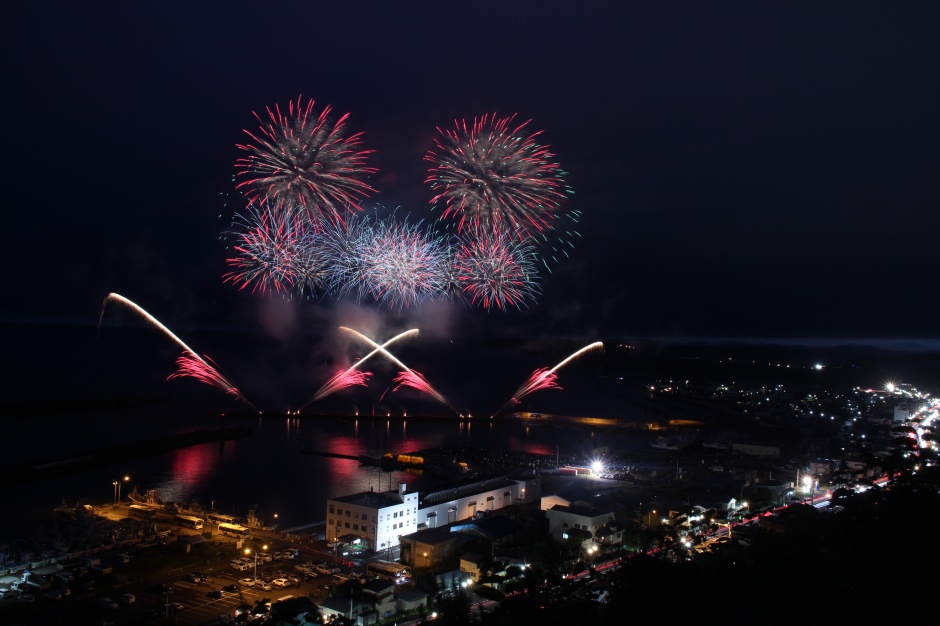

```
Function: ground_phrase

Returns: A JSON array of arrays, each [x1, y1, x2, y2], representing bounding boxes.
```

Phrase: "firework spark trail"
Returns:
[[338, 327, 461, 415], [492, 341, 604, 417], [508, 368, 561, 404], [99, 293, 260, 412], [235, 96, 377, 226], [390, 370, 448, 402], [167, 352, 250, 402], [309, 368, 373, 402], [299, 328, 418, 409]]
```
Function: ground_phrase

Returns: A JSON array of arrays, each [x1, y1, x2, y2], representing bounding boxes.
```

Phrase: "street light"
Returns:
[[647, 509, 656, 527], [113, 475, 129, 506], [245, 544, 268, 582]]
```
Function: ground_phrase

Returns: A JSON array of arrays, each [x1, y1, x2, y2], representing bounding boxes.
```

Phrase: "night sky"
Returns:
[[4, 2, 939, 411]]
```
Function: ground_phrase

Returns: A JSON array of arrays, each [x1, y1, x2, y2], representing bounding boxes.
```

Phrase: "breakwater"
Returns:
[[0, 426, 251, 486]]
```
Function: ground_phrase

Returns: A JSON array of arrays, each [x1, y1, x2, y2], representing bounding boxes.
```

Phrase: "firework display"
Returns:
[[235, 96, 376, 226], [101, 99, 592, 414], [338, 327, 458, 415], [424, 113, 573, 238], [222, 200, 326, 296], [167, 352, 247, 402], [307, 368, 373, 404], [453, 230, 541, 310], [99, 293, 259, 412], [492, 341, 605, 417], [300, 328, 419, 409], [223, 97, 577, 311]]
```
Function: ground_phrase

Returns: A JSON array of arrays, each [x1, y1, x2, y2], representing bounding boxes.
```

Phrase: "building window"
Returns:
[[345, 511, 350, 517], [329, 506, 335, 514], [394, 512, 398, 518], [345, 522, 350, 529]]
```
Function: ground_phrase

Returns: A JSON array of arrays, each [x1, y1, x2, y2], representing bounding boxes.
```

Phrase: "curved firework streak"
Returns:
[[99, 293, 260, 412], [308, 368, 373, 404], [299, 328, 418, 410], [339, 327, 461, 416], [492, 341, 604, 417]]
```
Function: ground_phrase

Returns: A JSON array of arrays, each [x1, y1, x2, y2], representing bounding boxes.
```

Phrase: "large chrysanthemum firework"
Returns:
[[235, 96, 377, 226], [356, 217, 452, 310], [222, 200, 327, 296], [424, 113, 572, 238], [453, 230, 541, 310]]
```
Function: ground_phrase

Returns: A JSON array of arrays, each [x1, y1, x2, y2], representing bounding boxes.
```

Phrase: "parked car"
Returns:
[[271, 578, 290, 588], [55, 571, 74, 583], [222, 584, 239, 594], [206, 589, 225, 599], [255, 580, 273, 591], [100, 597, 119, 609], [238, 578, 256, 588]]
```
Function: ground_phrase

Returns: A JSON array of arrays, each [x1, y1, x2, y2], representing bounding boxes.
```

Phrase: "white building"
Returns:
[[545, 503, 617, 545], [325, 473, 540, 551], [327, 484, 419, 554]]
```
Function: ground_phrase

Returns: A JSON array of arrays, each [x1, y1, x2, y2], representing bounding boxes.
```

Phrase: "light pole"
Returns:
[[647, 509, 656, 527], [112, 475, 129, 506], [245, 544, 268, 582]]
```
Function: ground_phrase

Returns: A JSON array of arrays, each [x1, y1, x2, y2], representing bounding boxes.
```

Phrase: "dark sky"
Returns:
[[3, 2, 939, 410]]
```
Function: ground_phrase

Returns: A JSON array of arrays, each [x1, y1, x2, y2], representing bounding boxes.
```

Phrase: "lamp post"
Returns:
[[647, 509, 656, 527], [245, 544, 268, 582], [113, 475, 129, 506]]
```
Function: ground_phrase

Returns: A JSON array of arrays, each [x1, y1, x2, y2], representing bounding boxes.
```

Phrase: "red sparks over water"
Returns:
[[337, 327, 462, 416], [492, 341, 604, 417], [310, 368, 373, 403], [99, 293, 260, 413], [390, 370, 445, 403], [508, 368, 561, 405], [167, 352, 246, 403]]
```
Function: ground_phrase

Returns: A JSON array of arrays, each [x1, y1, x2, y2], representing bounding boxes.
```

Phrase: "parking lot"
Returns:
[[0, 535, 362, 625]]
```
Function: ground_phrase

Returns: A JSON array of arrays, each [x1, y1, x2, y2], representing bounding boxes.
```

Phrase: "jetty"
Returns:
[[0, 426, 252, 486]]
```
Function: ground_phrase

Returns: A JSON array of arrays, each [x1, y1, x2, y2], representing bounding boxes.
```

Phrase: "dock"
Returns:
[[0, 426, 252, 486]]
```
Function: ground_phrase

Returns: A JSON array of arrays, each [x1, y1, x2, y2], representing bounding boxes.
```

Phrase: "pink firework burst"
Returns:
[[453, 230, 541, 310], [425, 113, 571, 238], [311, 368, 373, 403], [222, 200, 318, 296], [167, 351, 254, 408], [235, 96, 377, 226], [513, 368, 562, 402]]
